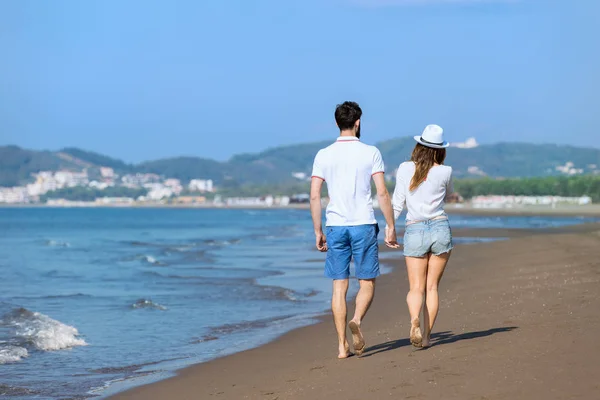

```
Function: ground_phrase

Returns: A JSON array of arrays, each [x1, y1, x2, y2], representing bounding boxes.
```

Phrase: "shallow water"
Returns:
[[0, 208, 596, 399]]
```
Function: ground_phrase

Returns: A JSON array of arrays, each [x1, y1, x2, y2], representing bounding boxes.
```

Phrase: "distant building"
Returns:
[[290, 194, 310, 204], [122, 173, 161, 187], [95, 197, 134, 206], [292, 172, 307, 180], [100, 167, 115, 179], [189, 179, 214, 193], [174, 196, 207, 205], [89, 180, 112, 190], [450, 137, 478, 149], [555, 161, 583, 175], [143, 184, 173, 200], [164, 179, 183, 195], [0, 187, 29, 203], [278, 196, 290, 206], [226, 197, 268, 207], [467, 166, 486, 176], [472, 195, 592, 208], [54, 170, 89, 188]]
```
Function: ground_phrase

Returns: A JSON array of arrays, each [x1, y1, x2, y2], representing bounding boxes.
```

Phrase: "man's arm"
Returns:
[[373, 173, 400, 248], [310, 177, 327, 252]]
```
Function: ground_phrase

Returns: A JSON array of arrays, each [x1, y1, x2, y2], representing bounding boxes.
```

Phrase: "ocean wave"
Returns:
[[10, 293, 91, 300], [203, 238, 241, 246], [190, 334, 218, 344], [0, 307, 87, 352], [127, 240, 157, 247], [163, 244, 196, 253], [139, 254, 164, 265], [207, 314, 296, 336], [0, 345, 28, 364], [0, 384, 38, 396], [260, 286, 308, 302], [131, 299, 167, 311], [45, 239, 71, 248], [141, 270, 252, 286], [45, 293, 91, 299]]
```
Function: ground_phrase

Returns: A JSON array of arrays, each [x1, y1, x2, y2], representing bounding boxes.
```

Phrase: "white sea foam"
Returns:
[[1, 308, 87, 351], [144, 255, 158, 264], [46, 239, 71, 247], [139, 254, 162, 265], [0, 345, 28, 364], [131, 299, 167, 310]]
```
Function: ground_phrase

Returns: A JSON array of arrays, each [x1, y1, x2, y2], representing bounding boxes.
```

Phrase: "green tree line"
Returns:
[[452, 176, 600, 202], [213, 176, 600, 202]]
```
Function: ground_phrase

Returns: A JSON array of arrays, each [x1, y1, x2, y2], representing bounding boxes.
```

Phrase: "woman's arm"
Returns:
[[444, 168, 454, 202], [392, 167, 406, 220]]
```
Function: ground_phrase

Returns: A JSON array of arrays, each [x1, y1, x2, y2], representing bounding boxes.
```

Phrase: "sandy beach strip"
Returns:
[[109, 223, 600, 400]]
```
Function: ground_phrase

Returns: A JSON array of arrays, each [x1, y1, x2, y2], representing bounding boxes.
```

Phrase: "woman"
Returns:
[[391, 124, 454, 348]]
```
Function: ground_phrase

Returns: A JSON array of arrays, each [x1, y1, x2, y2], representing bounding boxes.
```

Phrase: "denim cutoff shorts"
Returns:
[[403, 218, 453, 257]]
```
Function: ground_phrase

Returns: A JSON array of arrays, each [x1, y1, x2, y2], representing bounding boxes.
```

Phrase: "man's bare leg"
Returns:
[[348, 278, 376, 356], [332, 279, 351, 358]]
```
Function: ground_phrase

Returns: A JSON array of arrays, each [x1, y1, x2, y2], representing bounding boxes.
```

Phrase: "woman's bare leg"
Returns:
[[422, 252, 451, 347], [406, 256, 428, 346]]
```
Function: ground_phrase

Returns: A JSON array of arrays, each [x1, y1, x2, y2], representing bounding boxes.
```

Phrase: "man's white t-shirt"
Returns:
[[392, 161, 454, 222], [312, 136, 384, 227]]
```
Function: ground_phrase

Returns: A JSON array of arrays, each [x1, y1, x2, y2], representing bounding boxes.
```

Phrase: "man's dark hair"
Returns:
[[334, 101, 362, 131]]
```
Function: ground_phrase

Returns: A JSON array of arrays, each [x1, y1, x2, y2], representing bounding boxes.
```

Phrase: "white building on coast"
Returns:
[[471, 195, 592, 208], [189, 179, 214, 193]]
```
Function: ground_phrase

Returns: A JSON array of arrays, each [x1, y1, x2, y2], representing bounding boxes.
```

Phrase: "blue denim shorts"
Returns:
[[325, 224, 380, 280], [403, 219, 453, 258]]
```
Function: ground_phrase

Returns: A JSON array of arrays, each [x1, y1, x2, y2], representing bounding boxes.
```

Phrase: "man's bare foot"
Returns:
[[410, 318, 422, 347], [338, 342, 352, 359], [348, 320, 365, 356]]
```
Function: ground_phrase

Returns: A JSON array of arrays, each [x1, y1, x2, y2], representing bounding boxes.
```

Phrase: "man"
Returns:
[[310, 101, 399, 359]]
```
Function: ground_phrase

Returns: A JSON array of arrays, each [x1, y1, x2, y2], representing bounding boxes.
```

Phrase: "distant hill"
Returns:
[[0, 146, 88, 187], [60, 148, 133, 172], [1, 139, 599, 187], [378, 138, 600, 178]]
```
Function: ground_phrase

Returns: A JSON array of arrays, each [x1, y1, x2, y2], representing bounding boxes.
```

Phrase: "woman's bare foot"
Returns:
[[410, 318, 422, 347], [348, 320, 365, 356], [420, 334, 431, 349], [338, 341, 352, 359]]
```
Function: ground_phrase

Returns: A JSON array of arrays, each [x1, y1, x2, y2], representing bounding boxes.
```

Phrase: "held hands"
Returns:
[[384, 225, 400, 249], [315, 227, 398, 251], [315, 230, 328, 252]]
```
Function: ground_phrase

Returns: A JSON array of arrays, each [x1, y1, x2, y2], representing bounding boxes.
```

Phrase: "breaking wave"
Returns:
[[45, 239, 71, 248], [139, 254, 163, 265], [131, 299, 167, 311], [0, 307, 87, 355], [0, 345, 28, 364]]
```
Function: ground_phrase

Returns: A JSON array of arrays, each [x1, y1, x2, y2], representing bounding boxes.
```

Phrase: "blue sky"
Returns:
[[1, 0, 598, 162]]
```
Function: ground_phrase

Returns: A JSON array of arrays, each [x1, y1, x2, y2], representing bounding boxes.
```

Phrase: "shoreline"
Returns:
[[106, 222, 600, 399], [2, 203, 600, 217]]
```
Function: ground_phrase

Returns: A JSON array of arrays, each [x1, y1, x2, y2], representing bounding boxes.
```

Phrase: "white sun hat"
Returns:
[[413, 124, 449, 149]]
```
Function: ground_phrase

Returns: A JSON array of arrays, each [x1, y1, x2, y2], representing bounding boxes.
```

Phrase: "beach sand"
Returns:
[[110, 223, 600, 400]]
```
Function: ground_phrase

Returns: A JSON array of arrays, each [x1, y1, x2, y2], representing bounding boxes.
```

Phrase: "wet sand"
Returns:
[[110, 223, 600, 400]]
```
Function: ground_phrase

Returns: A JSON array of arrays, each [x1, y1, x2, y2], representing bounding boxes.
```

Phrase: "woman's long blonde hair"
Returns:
[[409, 143, 447, 191]]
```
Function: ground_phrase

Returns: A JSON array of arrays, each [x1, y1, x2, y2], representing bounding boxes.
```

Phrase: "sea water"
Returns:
[[0, 208, 596, 399]]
